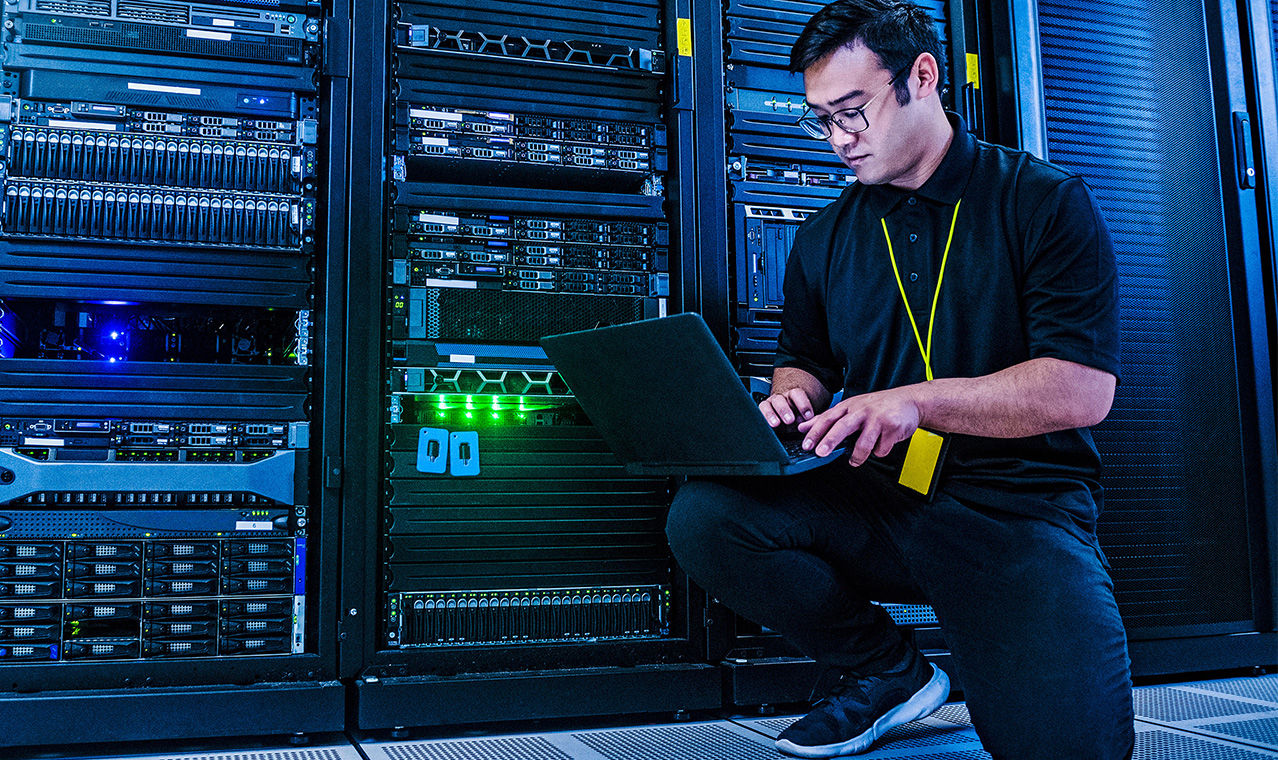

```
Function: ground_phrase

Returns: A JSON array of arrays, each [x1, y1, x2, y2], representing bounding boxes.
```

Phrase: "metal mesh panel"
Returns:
[[753, 717, 795, 734], [425, 288, 647, 343], [382, 737, 570, 760], [1272, 0, 1278, 73], [573, 724, 777, 760], [931, 703, 973, 726], [127, 751, 351, 760], [1192, 677, 1278, 705], [1197, 717, 1278, 748], [1133, 727, 1276, 759], [877, 602, 939, 626], [1037, 0, 1254, 633], [1133, 687, 1268, 722]]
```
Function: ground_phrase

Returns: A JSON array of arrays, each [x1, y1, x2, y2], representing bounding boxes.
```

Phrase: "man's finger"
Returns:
[[759, 395, 794, 427], [848, 419, 881, 466], [758, 398, 782, 427], [813, 408, 865, 456], [873, 428, 906, 458], [800, 406, 841, 450], [786, 389, 815, 420]]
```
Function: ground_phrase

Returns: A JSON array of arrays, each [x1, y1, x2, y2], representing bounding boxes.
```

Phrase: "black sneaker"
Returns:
[[775, 651, 950, 758]]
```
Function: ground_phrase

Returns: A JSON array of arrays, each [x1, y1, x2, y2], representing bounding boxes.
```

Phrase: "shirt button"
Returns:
[[907, 197, 918, 206], [909, 233, 918, 243], [909, 272, 919, 282]]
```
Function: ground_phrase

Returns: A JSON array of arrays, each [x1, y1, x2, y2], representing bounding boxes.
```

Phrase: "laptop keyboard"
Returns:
[[781, 438, 814, 459]]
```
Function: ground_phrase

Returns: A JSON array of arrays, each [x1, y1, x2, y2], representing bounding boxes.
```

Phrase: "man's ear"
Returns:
[[913, 52, 941, 100]]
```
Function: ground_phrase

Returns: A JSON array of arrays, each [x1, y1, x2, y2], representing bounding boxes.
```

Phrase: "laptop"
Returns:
[[539, 312, 847, 476]]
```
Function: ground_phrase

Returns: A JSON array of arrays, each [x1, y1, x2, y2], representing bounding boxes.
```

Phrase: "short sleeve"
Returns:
[[773, 226, 843, 392], [1020, 176, 1121, 381]]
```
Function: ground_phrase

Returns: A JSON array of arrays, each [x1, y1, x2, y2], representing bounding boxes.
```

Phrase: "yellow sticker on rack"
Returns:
[[966, 53, 980, 88], [677, 18, 693, 57]]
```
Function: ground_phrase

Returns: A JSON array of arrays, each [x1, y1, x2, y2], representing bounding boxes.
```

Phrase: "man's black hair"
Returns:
[[789, 0, 947, 106]]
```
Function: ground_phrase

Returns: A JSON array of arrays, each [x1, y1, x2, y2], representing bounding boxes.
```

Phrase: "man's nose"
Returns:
[[827, 127, 858, 151]]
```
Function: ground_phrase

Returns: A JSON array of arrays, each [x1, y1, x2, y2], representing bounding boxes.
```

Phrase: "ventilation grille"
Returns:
[[117, 0, 190, 23], [23, 21, 303, 63], [1037, 0, 1254, 633], [33, 0, 110, 14], [423, 288, 646, 343], [382, 736, 569, 760], [154, 750, 352, 760], [573, 724, 777, 760]]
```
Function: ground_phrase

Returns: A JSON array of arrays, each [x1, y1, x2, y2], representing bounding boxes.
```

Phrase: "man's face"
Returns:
[[802, 43, 919, 186]]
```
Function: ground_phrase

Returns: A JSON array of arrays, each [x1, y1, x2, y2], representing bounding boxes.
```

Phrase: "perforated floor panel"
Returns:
[[1132, 675, 1278, 752], [26, 675, 1278, 759], [39, 743, 364, 760], [358, 721, 783, 760]]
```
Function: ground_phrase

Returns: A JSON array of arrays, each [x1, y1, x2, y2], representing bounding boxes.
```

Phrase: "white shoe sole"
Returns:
[[775, 664, 952, 758]]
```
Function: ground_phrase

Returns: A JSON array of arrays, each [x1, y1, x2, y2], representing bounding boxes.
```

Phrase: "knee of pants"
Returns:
[[961, 641, 1134, 760], [665, 479, 745, 582]]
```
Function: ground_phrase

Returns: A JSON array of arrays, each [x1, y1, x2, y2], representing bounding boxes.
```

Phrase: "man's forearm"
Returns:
[[912, 357, 1115, 438]]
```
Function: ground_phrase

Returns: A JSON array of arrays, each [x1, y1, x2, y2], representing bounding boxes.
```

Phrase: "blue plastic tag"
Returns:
[[415, 427, 449, 474], [449, 431, 480, 477]]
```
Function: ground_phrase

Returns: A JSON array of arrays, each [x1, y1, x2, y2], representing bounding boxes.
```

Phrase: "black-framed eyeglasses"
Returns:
[[795, 64, 913, 140]]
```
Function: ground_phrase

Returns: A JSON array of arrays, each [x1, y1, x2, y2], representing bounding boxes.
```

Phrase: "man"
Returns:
[[665, 1, 1134, 757]]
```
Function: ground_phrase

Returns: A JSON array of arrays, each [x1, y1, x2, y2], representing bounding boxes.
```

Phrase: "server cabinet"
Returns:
[[1245, 0, 1278, 638], [342, 0, 719, 732], [997, 0, 1278, 675], [0, 0, 349, 745]]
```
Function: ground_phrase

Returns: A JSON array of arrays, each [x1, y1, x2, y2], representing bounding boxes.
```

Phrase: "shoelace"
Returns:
[[807, 666, 903, 710], [808, 669, 860, 706]]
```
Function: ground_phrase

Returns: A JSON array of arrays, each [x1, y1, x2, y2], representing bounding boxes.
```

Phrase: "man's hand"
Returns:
[[759, 388, 818, 427], [760, 366, 832, 428], [797, 386, 922, 466]]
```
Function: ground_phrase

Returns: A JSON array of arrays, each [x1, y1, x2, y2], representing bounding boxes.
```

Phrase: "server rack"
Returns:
[[0, 0, 349, 744], [343, 0, 719, 732], [691, 0, 978, 708], [992, 0, 1278, 675]]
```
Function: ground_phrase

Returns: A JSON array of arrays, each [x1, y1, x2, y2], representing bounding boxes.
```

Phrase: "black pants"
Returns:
[[666, 462, 1135, 760]]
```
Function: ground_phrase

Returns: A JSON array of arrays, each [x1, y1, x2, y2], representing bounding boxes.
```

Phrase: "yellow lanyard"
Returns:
[[880, 199, 962, 381]]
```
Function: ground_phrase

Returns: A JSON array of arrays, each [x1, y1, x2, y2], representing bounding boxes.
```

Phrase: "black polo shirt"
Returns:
[[775, 113, 1120, 535]]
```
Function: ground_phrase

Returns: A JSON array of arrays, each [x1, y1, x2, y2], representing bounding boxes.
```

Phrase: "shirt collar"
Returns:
[[915, 111, 976, 204]]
